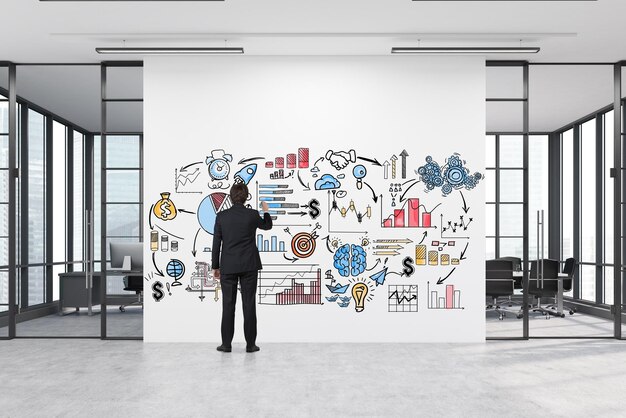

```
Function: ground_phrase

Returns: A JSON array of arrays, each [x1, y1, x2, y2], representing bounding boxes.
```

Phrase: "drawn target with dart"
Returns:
[[290, 223, 322, 259]]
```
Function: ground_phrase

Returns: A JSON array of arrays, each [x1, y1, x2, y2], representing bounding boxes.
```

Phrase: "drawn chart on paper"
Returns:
[[381, 197, 441, 229], [258, 265, 322, 305], [427, 281, 464, 310], [388, 285, 418, 312], [257, 233, 286, 253]]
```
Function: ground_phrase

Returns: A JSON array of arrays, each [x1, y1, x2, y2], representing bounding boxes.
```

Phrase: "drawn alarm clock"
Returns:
[[205, 149, 233, 181]]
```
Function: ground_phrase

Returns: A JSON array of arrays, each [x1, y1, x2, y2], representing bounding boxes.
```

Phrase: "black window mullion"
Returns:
[[19, 104, 28, 309], [45, 115, 53, 304], [573, 124, 581, 299], [495, 134, 500, 258], [596, 114, 604, 304]]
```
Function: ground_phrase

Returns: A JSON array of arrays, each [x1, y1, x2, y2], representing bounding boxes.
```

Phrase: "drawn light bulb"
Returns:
[[352, 164, 367, 190], [352, 282, 369, 313]]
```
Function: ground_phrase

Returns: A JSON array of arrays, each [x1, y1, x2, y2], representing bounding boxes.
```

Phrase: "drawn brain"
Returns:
[[333, 244, 367, 277]]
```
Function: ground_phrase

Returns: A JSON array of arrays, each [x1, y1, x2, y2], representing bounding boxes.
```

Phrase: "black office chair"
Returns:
[[486, 259, 516, 320], [119, 275, 143, 312], [496, 256, 523, 307], [529, 259, 563, 318], [546, 257, 576, 315]]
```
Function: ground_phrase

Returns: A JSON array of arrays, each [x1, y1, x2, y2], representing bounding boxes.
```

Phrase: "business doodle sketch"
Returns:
[[146, 147, 483, 316]]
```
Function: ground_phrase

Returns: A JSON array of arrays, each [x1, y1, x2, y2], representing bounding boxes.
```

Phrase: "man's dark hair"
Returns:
[[230, 183, 248, 205]]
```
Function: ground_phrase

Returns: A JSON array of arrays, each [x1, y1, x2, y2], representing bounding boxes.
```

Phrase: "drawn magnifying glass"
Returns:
[[352, 165, 367, 190]]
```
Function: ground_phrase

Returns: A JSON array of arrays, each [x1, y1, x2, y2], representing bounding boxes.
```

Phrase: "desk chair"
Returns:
[[529, 259, 563, 318], [545, 257, 576, 315], [119, 275, 143, 312], [496, 256, 523, 307], [486, 259, 516, 320]]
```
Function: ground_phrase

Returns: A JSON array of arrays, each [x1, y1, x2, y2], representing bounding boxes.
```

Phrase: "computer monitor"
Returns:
[[110, 242, 143, 270]]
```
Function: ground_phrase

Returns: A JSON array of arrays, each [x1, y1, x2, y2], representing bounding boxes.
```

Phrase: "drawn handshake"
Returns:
[[325, 149, 357, 170]]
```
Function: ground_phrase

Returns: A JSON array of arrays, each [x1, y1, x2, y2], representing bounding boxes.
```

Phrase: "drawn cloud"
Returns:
[[315, 174, 341, 190]]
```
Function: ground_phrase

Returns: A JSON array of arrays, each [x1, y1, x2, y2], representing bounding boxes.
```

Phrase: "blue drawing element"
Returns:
[[166, 259, 185, 279], [370, 267, 388, 286], [197, 192, 230, 235], [337, 296, 351, 307], [339, 296, 351, 303], [417, 153, 483, 196], [326, 295, 339, 302], [352, 164, 367, 180], [205, 149, 233, 181], [233, 163, 257, 185], [315, 174, 341, 190], [333, 244, 367, 277], [326, 283, 350, 294]]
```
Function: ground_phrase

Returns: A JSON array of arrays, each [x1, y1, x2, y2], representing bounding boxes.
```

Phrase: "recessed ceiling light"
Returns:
[[95, 47, 244, 55], [391, 47, 540, 54]]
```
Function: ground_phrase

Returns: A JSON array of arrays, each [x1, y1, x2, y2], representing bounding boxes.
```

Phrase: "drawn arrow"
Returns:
[[373, 239, 413, 244], [180, 161, 203, 172], [192, 228, 201, 257], [287, 211, 308, 217], [399, 179, 419, 202], [362, 182, 380, 203], [152, 253, 164, 277], [357, 156, 383, 166], [374, 250, 400, 256], [297, 170, 310, 191], [179, 209, 196, 215], [155, 225, 185, 241], [283, 254, 298, 263], [148, 204, 154, 230], [418, 231, 427, 245], [460, 191, 470, 214], [383, 161, 390, 179], [460, 242, 469, 260], [237, 157, 265, 165], [373, 245, 403, 250], [400, 149, 409, 179], [366, 258, 382, 271], [437, 267, 457, 285], [386, 271, 404, 278]]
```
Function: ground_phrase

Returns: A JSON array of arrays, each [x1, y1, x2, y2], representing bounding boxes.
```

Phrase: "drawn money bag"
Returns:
[[153, 192, 178, 221]]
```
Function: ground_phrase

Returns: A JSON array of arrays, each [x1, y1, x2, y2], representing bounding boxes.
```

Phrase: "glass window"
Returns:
[[52, 121, 66, 301], [580, 119, 596, 301], [529, 135, 549, 260], [73, 131, 84, 264], [499, 170, 523, 202], [499, 204, 523, 237], [499, 238, 523, 259], [499, 135, 523, 168], [28, 110, 45, 306], [562, 129, 574, 260]]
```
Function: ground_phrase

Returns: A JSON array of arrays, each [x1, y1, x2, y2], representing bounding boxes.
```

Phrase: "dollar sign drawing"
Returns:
[[402, 256, 415, 277], [152, 281, 164, 302], [160, 201, 171, 220], [308, 198, 321, 220]]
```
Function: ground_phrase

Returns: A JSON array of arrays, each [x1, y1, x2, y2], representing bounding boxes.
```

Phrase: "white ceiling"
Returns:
[[2, 0, 626, 62]]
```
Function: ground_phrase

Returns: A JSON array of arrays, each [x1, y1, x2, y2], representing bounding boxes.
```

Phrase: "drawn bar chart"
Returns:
[[264, 148, 309, 170], [415, 245, 460, 266], [381, 198, 440, 229], [427, 282, 463, 310], [258, 266, 322, 305], [257, 233, 286, 252]]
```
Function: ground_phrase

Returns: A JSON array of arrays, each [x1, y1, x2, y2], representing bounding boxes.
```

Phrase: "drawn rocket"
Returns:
[[234, 163, 257, 185]]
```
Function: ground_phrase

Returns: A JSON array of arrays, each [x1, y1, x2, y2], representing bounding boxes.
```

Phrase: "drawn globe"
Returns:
[[166, 259, 185, 279]]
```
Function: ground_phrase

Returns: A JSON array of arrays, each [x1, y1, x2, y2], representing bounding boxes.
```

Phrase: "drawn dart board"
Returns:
[[197, 192, 233, 234]]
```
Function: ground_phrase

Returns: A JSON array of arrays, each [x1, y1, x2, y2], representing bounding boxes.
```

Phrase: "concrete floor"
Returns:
[[1, 339, 625, 417]]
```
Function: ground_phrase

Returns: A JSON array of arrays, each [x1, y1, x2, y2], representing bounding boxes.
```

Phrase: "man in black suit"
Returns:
[[212, 183, 272, 353]]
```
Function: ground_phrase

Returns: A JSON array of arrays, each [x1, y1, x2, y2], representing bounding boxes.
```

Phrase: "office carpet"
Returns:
[[0, 338, 624, 417]]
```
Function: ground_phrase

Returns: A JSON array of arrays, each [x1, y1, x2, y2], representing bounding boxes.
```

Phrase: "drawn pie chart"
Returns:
[[197, 192, 233, 234]]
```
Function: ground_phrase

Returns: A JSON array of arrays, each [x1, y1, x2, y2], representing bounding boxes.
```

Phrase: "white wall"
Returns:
[[144, 56, 485, 342]]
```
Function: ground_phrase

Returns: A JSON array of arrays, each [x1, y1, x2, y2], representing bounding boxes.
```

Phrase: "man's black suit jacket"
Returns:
[[212, 203, 273, 274]]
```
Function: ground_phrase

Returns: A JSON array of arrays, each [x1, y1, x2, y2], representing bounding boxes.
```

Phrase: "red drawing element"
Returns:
[[210, 193, 226, 210], [291, 232, 316, 259], [422, 212, 432, 228], [446, 285, 454, 309], [383, 219, 392, 228], [265, 162, 274, 168], [298, 148, 309, 169], [275, 157, 285, 168], [287, 153, 297, 169], [276, 269, 321, 305], [407, 198, 420, 227], [394, 209, 405, 227]]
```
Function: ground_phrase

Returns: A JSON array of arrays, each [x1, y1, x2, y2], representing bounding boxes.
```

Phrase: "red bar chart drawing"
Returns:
[[427, 281, 464, 310], [258, 265, 322, 305], [269, 148, 309, 171], [381, 197, 441, 229]]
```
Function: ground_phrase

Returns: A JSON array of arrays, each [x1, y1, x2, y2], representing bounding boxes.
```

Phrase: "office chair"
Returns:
[[486, 259, 516, 320], [545, 257, 576, 315], [496, 256, 523, 308], [529, 259, 563, 318], [119, 275, 143, 312]]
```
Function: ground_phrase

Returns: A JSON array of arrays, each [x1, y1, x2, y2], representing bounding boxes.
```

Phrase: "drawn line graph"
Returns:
[[388, 285, 418, 312], [258, 264, 322, 305]]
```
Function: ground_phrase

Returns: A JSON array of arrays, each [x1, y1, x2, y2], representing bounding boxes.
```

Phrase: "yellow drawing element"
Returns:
[[415, 245, 427, 265], [428, 251, 438, 266], [352, 282, 369, 313], [339, 200, 372, 219], [153, 192, 178, 221], [441, 254, 450, 266], [451, 258, 460, 265]]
